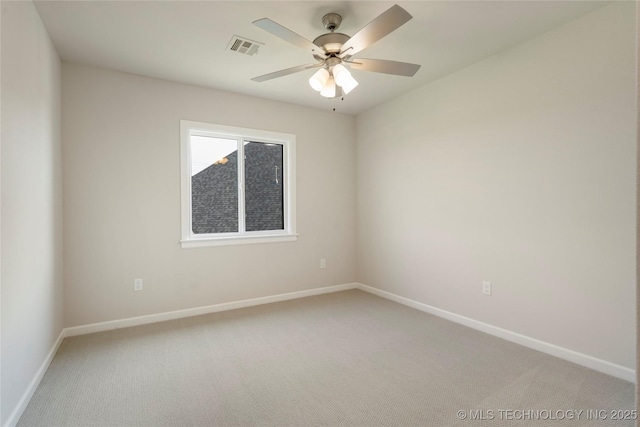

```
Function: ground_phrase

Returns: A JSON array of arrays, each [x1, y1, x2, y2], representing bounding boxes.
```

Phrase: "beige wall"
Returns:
[[61, 63, 357, 327], [357, 2, 636, 369], [1, 1, 64, 425]]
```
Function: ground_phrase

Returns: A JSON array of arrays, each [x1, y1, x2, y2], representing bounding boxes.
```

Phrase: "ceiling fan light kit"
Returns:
[[309, 63, 358, 97], [251, 4, 421, 101]]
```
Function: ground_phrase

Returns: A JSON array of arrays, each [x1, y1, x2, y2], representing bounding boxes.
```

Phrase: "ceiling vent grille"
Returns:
[[226, 36, 263, 56]]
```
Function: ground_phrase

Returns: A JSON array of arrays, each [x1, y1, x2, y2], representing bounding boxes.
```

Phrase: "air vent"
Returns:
[[226, 36, 263, 56]]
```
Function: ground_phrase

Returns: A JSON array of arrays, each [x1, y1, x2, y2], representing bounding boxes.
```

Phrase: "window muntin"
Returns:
[[180, 121, 296, 247]]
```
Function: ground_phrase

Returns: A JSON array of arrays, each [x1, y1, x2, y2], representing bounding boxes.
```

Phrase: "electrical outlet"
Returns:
[[134, 278, 143, 291], [320, 259, 326, 269], [482, 280, 492, 296]]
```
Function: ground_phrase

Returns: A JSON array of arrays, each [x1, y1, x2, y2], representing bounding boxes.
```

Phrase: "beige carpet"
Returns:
[[18, 289, 635, 426]]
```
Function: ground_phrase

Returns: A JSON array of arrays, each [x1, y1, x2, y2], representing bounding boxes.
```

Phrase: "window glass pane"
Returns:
[[190, 135, 238, 234], [244, 141, 284, 231]]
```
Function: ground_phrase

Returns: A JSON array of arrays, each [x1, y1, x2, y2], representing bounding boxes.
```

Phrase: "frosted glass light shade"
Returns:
[[340, 74, 359, 94], [332, 64, 351, 87], [331, 63, 358, 95], [309, 68, 329, 92], [320, 76, 336, 98]]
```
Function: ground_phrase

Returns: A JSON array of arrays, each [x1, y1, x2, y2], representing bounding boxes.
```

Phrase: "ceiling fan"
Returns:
[[251, 4, 421, 99]]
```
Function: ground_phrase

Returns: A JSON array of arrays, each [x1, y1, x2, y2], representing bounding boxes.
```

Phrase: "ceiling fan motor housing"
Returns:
[[312, 32, 349, 60]]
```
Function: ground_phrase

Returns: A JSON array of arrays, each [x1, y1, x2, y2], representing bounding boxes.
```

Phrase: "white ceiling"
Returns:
[[34, 1, 609, 115]]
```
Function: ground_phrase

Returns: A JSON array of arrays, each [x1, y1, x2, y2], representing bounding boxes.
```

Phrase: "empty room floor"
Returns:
[[17, 290, 634, 426]]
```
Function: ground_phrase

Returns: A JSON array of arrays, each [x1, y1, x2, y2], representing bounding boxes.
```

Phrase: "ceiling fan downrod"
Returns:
[[322, 13, 342, 32]]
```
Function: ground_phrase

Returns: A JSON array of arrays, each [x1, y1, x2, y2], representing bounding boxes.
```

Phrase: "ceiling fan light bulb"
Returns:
[[341, 76, 359, 94], [332, 63, 352, 87], [320, 77, 336, 98], [309, 68, 329, 92]]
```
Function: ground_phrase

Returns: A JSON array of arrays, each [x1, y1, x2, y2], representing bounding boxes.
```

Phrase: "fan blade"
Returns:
[[253, 18, 326, 58], [348, 58, 420, 77], [339, 5, 412, 57], [251, 63, 323, 82]]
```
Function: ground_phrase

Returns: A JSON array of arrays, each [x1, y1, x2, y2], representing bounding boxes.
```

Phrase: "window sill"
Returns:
[[180, 234, 298, 248]]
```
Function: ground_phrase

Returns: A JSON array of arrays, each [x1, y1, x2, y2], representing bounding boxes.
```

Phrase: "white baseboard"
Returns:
[[3, 329, 65, 427], [6, 281, 633, 427], [355, 283, 635, 383], [65, 283, 358, 337]]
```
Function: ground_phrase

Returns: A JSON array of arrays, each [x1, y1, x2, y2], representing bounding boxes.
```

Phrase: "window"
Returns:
[[180, 120, 296, 248]]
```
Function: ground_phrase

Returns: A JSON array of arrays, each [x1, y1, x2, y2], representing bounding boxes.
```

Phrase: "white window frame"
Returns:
[[180, 120, 297, 248]]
